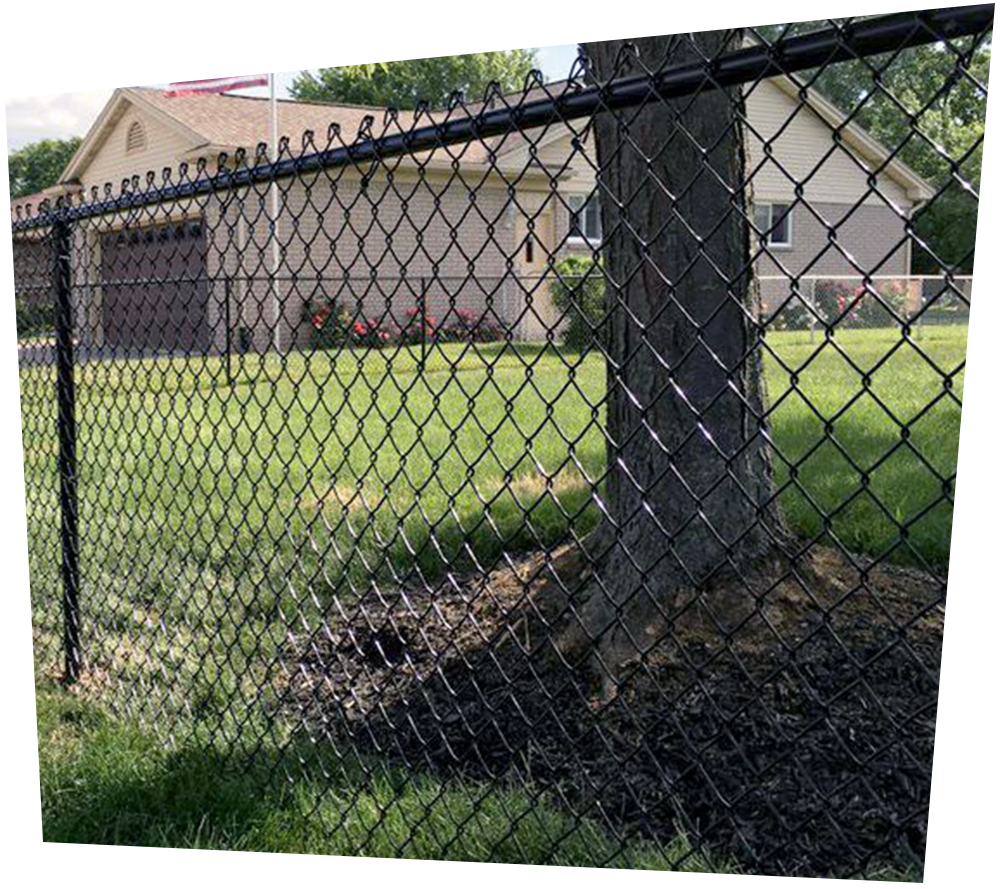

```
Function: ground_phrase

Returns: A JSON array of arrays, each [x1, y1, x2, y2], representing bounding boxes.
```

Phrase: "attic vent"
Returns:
[[125, 120, 147, 154]]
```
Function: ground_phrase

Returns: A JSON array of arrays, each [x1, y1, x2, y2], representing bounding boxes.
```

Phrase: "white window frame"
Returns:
[[755, 202, 794, 250], [567, 193, 603, 245]]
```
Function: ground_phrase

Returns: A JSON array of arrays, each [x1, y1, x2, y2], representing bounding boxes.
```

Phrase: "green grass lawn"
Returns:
[[20, 324, 965, 689], [22, 325, 962, 874], [34, 681, 717, 869], [32, 679, 921, 878]]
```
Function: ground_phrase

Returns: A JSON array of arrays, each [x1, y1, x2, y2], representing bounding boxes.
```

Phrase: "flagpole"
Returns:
[[269, 72, 282, 354]]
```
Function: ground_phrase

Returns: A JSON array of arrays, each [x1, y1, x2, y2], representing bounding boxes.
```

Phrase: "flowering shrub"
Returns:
[[398, 307, 438, 345], [351, 318, 400, 347], [306, 298, 503, 349], [813, 280, 909, 330], [438, 308, 506, 343], [306, 299, 350, 349]]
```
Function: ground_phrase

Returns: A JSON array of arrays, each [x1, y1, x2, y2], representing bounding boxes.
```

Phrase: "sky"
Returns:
[[4, 45, 580, 153]]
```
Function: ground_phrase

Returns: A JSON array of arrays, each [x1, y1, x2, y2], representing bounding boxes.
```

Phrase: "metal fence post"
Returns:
[[54, 217, 81, 683], [224, 276, 233, 385], [419, 277, 427, 371], [808, 277, 817, 344]]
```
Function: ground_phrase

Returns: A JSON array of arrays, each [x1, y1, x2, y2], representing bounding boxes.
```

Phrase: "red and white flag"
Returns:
[[165, 75, 269, 97]]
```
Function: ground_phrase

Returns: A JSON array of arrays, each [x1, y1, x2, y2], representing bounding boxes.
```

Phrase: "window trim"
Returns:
[[756, 202, 794, 250], [567, 193, 603, 246]]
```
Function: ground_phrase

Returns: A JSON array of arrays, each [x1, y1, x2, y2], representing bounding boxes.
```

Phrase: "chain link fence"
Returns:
[[12, 5, 990, 878]]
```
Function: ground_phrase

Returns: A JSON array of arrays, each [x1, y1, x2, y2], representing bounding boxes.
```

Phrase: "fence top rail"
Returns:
[[10, 4, 993, 235]]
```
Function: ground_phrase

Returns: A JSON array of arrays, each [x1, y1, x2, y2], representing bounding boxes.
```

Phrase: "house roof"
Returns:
[[133, 88, 426, 153], [53, 74, 933, 202], [60, 87, 498, 184], [9, 190, 52, 224], [9, 182, 83, 222]]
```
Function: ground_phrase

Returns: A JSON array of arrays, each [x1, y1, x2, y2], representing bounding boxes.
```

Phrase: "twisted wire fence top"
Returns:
[[12, 4, 990, 879]]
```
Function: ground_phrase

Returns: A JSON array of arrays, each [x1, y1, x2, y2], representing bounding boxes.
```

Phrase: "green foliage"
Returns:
[[769, 297, 814, 332], [754, 22, 990, 272], [290, 50, 538, 110], [8, 137, 82, 199], [15, 298, 56, 338], [549, 254, 607, 350]]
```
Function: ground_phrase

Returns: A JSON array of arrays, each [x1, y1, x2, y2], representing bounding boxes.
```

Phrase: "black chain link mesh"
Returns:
[[12, 5, 990, 878]]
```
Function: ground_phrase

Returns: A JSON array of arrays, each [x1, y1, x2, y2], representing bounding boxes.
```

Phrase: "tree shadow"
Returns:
[[283, 542, 941, 878]]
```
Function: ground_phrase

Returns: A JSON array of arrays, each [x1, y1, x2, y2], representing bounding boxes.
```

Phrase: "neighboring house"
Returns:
[[10, 77, 932, 352]]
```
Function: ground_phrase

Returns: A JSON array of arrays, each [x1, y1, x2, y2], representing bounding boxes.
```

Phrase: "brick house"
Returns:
[[11, 76, 932, 351]]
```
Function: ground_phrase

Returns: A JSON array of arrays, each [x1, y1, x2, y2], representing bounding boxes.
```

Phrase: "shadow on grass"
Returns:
[[36, 683, 694, 867]]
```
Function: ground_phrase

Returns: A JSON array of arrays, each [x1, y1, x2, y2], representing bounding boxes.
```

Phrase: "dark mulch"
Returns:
[[284, 543, 944, 877]]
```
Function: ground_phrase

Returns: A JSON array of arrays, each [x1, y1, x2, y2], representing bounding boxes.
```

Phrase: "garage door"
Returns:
[[101, 220, 209, 354]]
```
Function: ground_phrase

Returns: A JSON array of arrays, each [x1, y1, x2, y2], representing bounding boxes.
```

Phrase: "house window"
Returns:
[[126, 120, 147, 155], [754, 202, 793, 248], [568, 193, 602, 243]]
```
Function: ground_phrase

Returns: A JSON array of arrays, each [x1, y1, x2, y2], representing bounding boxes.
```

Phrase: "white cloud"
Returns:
[[5, 89, 112, 152]]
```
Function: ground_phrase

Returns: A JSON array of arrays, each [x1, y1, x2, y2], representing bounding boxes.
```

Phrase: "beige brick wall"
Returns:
[[755, 202, 910, 278], [204, 168, 528, 351], [204, 182, 914, 348], [756, 202, 912, 315]]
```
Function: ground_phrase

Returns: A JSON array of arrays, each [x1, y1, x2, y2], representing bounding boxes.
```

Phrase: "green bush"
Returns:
[[549, 255, 607, 350], [769, 297, 814, 331], [15, 298, 56, 338]]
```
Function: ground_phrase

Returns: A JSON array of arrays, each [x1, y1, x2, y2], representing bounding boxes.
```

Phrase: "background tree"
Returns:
[[290, 50, 538, 109], [8, 137, 82, 199], [754, 21, 990, 272], [557, 32, 786, 692]]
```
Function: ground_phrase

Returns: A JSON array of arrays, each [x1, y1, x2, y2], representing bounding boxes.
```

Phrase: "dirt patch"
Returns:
[[283, 543, 944, 877]]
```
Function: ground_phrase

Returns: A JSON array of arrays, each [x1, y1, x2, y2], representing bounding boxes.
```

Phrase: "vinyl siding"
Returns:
[[201, 168, 523, 351], [530, 78, 914, 210], [76, 105, 197, 197], [744, 81, 911, 207]]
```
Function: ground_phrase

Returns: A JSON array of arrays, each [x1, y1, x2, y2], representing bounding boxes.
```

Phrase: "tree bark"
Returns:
[[560, 32, 788, 685]]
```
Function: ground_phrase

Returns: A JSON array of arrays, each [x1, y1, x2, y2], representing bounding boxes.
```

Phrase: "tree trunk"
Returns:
[[561, 32, 788, 685]]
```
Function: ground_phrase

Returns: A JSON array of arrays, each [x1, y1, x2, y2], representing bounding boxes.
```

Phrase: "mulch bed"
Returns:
[[283, 543, 944, 877]]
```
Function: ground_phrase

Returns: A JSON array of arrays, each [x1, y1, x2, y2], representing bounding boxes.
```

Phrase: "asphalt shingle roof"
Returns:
[[133, 87, 506, 164]]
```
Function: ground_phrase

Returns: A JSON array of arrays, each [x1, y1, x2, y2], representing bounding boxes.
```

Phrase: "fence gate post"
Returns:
[[54, 217, 81, 683]]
